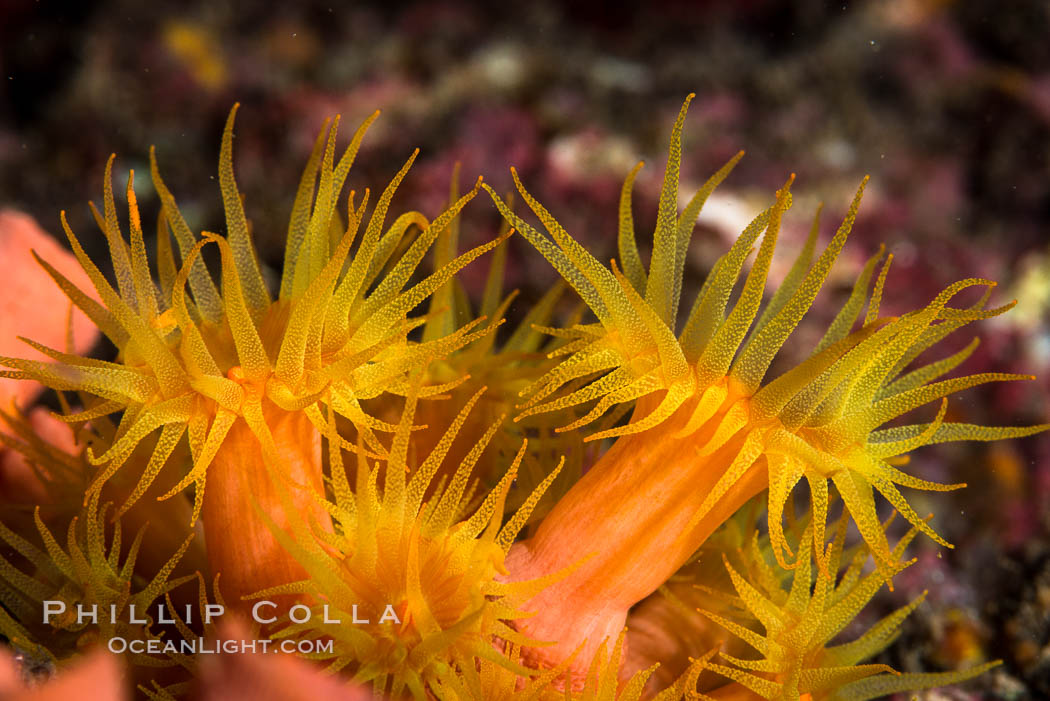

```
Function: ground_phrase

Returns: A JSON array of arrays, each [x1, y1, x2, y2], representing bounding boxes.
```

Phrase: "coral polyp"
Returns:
[[1, 106, 504, 607], [254, 382, 565, 697], [0, 97, 1043, 700], [488, 94, 1046, 677], [700, 517, 999, 700], [0, 489, 194, 678]]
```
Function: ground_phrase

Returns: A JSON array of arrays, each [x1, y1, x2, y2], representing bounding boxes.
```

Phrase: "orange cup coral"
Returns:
[[0, 97, 1044, 700]]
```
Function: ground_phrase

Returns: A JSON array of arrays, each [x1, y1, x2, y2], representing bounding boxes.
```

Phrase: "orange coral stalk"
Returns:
[[202, 402, 330, 609], [504, 386, 769, 671]]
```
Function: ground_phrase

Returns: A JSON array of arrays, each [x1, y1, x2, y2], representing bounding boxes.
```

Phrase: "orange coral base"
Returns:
[[504, 386, 768, 676], [202, 403, 331, 611]]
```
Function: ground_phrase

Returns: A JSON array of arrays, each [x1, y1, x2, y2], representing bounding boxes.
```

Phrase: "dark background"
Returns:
[[2, 0, 1049, 696]]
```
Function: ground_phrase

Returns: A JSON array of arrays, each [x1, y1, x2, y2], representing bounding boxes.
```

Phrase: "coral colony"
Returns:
[[0, 95, 1045, 699]]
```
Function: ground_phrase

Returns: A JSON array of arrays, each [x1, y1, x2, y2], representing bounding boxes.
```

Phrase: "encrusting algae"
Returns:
[[0, 96, 1045, 700]]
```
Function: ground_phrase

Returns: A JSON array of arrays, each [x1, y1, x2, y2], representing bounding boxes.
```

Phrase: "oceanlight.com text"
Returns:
[[107, 636, 335, 656]]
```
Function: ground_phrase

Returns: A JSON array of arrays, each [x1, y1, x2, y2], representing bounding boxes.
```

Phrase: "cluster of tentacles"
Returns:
[[0, 97, 1044, 700]]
